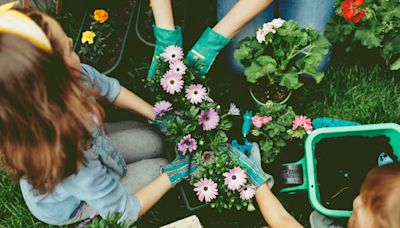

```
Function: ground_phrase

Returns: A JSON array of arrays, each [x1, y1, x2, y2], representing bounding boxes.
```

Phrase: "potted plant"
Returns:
[[325, 0, 400, 70], [75, 0, 136, 74], [250, 101, 313, 164], [234, 19, 330, 106]]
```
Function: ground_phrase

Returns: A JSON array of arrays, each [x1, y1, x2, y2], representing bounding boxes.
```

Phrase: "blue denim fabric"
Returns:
[[19, 65, 141, 225], [217, 0, 335, 75]]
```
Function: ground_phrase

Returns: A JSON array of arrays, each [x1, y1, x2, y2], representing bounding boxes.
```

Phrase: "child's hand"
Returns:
[[226, 144, 273, 189], [161, 154, 198, 187], [148, 25, 183, 79], [186, 28, 230, 78]]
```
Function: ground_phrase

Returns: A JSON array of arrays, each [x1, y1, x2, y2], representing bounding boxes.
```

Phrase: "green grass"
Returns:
[[292, 65, 400, 124]]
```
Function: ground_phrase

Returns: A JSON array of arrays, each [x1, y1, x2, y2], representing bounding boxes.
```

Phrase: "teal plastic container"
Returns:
[[280, 123, 400, 218]]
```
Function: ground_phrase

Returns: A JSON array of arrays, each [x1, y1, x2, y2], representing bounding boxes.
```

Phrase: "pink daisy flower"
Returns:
[[199, 108, 220, 131], [169, 60, 187, 75], [161, 45, 184, 63], [223, 167, 247, 191], [239, 185, 256, 200], [202, 151, 215, 166], [185, 84, 207, 104], [292, 115, 313, 134], [160, 70, 184, 95], [153, 101, 172, 117], [194, 178, 218, 202], [177, 134, 197, 155]]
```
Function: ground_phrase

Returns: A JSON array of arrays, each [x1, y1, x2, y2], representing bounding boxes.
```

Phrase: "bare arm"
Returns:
[[135, 173, 171, 216], [150, 0, 175, 30], [213, 0, 273, 38], [256, 184, 303, 228], [113, 86, 156, 121]]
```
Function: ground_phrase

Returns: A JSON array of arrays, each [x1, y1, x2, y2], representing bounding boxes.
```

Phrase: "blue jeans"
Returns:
[[217, 0, 335, 76]]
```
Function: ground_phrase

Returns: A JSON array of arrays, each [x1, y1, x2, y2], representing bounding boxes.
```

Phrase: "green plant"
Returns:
[[234, 19, 330, 90], [251, 102, 297, 164], [325, 0, 400, 70], [146, 45, 259, 211], [78, 9, 113, 61], [83, 213, 134, 228]]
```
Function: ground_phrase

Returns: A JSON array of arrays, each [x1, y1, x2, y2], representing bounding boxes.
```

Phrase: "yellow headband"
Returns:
[[0, 2, 52, 52]]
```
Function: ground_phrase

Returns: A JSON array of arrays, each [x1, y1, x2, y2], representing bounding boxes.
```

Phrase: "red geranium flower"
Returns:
[[341, 0, 366, 23]]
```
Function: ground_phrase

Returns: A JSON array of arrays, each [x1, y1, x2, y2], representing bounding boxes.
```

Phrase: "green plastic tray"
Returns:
[[280, 123, 400, 218]]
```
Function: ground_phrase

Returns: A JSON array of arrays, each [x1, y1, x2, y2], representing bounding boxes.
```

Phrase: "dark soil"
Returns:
[[316, 136, 396, 210], [251, 79, 290, 104], [76, 0, 135, 73]]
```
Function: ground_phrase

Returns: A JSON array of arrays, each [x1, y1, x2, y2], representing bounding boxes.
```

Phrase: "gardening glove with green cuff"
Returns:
[[186, 27, 230, 77], [161, 154, 198, 187], [227, 144, 274, 189], [148, 25, 183, 79]]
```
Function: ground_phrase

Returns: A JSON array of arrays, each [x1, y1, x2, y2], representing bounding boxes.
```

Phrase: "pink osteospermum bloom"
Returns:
[[223, 167, 247, 191], [199, 108, 220, 131], [185, 84, 207, 104], [169, 60, 187, 75], [194, 178, 219, 202], [239, 185, 256, 200], [160, 70, 184, 95], [161, 45, 184, 63], [177, 134, 198, 155], [202, 151, 215, 166], [153, 101, 172, 117]]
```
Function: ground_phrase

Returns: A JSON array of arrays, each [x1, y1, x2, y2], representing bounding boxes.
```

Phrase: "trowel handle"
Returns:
[[280, 157, 309, 194], [242, 111, 253, 137]]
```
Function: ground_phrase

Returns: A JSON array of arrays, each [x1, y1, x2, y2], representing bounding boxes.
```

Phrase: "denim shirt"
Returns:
[[19, 64, 141, 225]]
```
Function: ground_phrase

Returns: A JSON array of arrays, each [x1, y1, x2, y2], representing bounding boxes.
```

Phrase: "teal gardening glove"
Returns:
[[186, 27, 230, 77], [227, 144, 274, 189], [148, 25, 183, 79], [162, 154, 198, 187]]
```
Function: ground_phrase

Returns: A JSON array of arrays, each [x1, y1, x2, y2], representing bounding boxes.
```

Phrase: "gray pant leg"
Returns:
[[120, 158, 168, 194], [104, 120, 147, 134], [108, 122, 164, 164]]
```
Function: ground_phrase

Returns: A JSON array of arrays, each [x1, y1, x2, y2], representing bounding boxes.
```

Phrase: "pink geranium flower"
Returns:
[[292, 115, 313, 134], [177, 134, 197, 155], [252, 116, 272, 128], [160, 70, 184, 95], [169, 60, 187, 75], [194, 178, 218, 202], [270, 18, 285, 28], [223, 167, 247, 191], [185, 84, 207, 104], [153, 101, 172, 117], [161, 45, 183, 63], [239, 185, 256, 200], [199, 108, 220, 131]]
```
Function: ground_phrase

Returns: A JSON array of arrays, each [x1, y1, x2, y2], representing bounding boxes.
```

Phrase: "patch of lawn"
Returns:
[[292, 65, 400, 124]]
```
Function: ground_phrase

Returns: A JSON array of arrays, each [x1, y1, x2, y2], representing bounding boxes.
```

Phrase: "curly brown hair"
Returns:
[[0, 9, 104, 194]]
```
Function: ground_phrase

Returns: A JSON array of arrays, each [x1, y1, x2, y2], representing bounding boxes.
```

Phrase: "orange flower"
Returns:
[[93, 9, 109, 23]]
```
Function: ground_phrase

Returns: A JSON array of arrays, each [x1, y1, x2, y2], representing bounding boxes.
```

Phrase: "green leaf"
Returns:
[[390, 57, 400, 71], [354, 28, 383, 48], [234, 46, 252, 61], [279, 72, 302, 90], [244, 56, 277, 83]]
